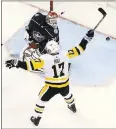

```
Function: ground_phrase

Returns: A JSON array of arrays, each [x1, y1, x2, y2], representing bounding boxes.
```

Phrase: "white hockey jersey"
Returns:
[[25, 44, 84, 88]]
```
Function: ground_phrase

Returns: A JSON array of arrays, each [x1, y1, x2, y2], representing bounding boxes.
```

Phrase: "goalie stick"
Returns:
[[92, 7, 107, 31]]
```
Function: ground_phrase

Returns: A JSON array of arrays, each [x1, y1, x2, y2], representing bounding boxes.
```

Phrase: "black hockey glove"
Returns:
[[79, 30, 94, 50], [84, 29, 94, 42], [5, 59, 19, 69], [87, 29, 94, 38]]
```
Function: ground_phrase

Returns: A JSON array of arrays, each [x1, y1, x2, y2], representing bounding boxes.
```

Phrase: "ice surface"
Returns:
[[2, 2, 116, 128], [4, 18, 116, 86]]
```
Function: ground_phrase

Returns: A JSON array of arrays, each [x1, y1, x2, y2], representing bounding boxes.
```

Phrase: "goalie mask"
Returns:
[[45, 40, 59, 55], [46, 11, 58, 28]]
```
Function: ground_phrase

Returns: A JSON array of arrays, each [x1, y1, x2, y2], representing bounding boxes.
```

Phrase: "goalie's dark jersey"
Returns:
[[26, 12, 59, 54]]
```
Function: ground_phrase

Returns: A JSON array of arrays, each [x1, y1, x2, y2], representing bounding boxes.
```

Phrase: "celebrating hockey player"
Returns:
[[5, 29, 94, 126], [22, 11, 59, 62]]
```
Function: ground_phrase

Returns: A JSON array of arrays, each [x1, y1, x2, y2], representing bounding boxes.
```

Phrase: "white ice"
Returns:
[[2, 2, 116, 128]]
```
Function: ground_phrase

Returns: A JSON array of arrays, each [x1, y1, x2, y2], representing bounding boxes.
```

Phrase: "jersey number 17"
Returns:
[[52, 62, 65, 78]]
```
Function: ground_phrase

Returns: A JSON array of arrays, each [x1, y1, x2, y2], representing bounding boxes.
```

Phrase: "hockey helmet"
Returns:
[[45, 40, 59, 55], [46, 11, 58, 27]]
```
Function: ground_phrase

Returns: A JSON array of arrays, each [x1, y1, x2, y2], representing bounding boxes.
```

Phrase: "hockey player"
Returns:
[[5, 30, 94, 126], [22, 11, 59, 61]]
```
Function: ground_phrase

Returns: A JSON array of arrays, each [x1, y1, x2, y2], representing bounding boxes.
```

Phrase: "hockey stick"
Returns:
[[92, 8, 107, 31]]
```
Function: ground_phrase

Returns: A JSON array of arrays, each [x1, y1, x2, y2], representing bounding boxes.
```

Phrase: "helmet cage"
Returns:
[[46, 12, 58, 27]]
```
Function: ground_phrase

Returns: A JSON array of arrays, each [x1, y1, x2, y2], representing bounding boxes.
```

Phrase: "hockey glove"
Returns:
[[5, 59, 19, 69], [84, 29, 94, 42], [79, 30, 94, 50]]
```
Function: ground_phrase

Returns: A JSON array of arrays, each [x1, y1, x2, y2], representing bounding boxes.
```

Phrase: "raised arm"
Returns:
[[5, 58, 44, 71], [67, 30, 94, 59]]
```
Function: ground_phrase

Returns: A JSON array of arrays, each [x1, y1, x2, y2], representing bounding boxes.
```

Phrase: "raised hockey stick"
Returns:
[[92, 8, 107, 31]]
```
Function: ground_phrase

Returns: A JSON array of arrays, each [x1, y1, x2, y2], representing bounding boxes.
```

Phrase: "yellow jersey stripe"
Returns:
[[65, 97, 74, 103], [39, 85, 49, 97], [72, 47, 79, 55], [78, 45, 84, 52], [45, 78, 69, 85], [67, 47, 79, 59], [45, 76, 69, 81], [30, 59, 44, 70], [26, 62, 30, 71], [45, 81, 69, 88], [35, 107, 44, 112]]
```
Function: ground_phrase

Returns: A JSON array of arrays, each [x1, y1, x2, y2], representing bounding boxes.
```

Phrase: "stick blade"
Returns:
[[98, 8, 107, 16]]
